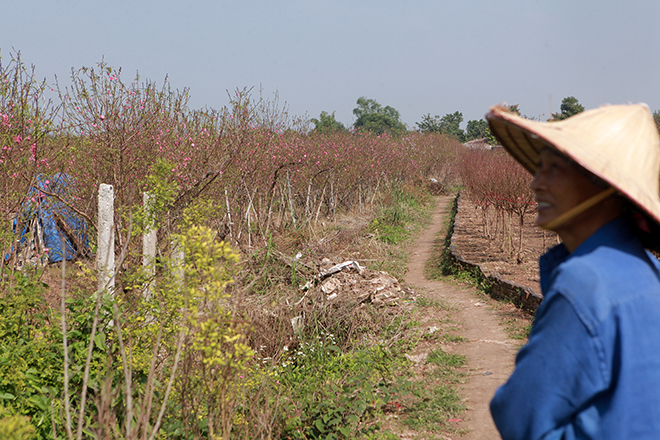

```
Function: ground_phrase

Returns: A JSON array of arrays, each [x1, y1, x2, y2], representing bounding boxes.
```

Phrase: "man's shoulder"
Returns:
[[549, 242, 660, 328]]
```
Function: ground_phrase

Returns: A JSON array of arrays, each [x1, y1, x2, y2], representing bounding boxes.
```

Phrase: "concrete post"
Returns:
[[98, 184, 115, 292], [143, 192, 157, 299]]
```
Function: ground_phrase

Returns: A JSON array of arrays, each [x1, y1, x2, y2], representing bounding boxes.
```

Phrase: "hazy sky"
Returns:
[[3, 0, 660, 128]]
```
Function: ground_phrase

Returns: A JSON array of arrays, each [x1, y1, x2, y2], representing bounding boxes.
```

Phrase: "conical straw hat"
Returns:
[[486, 103, 660, 228]]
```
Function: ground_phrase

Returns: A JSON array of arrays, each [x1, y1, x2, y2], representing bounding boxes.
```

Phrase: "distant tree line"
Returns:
[[311, 96, 495, 142], [311, 95, 660, 142], [415, 111, 496, 144]]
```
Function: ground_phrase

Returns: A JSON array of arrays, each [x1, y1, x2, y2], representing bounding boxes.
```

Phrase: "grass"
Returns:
[[500, 312, 533, 341], [355, 191, 474, 439], [267, 184, 470, 439], [0, 185, 478, 440], [380, 191, 535, 438], [363, 184, 434, 281], [399, 380, 467, 435], [427, 348, 467, 370], [363, 433, 400, 440], [504, 317, 532, 340], [369, 184, 433, 246], [442, 333, 468, 343], [415, 295, 455, 311]]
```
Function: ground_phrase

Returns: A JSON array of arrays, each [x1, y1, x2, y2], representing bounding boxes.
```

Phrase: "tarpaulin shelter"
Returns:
[[7, 173, 90, 267]]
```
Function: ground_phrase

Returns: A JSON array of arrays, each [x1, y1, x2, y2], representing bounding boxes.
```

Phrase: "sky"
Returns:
[[3, 0, 660, 129]]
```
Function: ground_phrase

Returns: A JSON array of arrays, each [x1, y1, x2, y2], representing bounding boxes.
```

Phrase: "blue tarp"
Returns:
[[10, 173, 90, 264]]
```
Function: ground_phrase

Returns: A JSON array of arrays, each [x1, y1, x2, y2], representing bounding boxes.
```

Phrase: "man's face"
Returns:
[[531, 149, 604, 231]]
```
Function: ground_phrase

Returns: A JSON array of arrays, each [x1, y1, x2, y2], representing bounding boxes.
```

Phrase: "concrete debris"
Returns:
[[301, 258, 405, 307], [318, 260, 364, 280], [321, 277, 341, 295], [291, 315, 303, 332], [319, 257, 334, 272], [404, 353, 428, 364]]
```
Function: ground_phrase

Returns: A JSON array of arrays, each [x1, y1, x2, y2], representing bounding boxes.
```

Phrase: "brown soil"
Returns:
[[400, 195, 533, 439], [451, 196, 558, 295]]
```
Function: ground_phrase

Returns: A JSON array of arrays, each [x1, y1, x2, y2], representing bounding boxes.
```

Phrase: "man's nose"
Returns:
[[530, 169, 543, 191]]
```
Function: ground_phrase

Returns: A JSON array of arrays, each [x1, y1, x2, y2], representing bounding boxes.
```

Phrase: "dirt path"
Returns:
[[405, 195, 520, 439]]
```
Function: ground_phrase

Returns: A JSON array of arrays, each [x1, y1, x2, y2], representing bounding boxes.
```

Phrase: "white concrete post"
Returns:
[[143, 192, 157, 299], [98, 184, 115, 292]]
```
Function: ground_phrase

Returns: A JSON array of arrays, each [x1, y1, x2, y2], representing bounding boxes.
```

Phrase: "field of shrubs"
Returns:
[[0, 52, 534, 439], [458, 148, 536, 262]]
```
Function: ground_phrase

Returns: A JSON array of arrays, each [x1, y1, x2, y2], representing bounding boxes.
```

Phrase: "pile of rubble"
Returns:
[[289, 258, 408, 333], [303, 258, 404, 306]]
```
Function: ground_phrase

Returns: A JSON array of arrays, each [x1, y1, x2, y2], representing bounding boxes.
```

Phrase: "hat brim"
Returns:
[[486, 104, 660, 234], [485, 109, 552, 174]]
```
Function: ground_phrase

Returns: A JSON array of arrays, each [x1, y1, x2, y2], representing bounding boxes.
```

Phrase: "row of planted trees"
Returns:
[[458, 148, 537, 262], [0, 51, 464, 439], [1, 54, 460, 264]]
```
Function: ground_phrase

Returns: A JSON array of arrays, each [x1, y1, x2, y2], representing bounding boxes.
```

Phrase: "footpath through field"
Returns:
[[405, 195, 521, 439]]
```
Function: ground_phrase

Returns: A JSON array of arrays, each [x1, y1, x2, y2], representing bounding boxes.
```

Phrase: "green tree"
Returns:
[[416, 111, 465, 141], [465, 119, 496, 144], [439, 111, 465, 141], [653, 110, 660, 134], [311, 111, 346, 134], [416, 114, 442, 133], [353, 97, 406, 135], [503, 104, 521, 116], [551, 96, 584, 121]]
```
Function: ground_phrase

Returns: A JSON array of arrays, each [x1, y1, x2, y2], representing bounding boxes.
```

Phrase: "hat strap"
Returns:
[[540, 187, 617, 230]]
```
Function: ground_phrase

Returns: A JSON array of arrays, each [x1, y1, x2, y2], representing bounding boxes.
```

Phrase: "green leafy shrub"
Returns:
[[0, 271, 61, 439], [0, 406, 36, 439], [276, 333, 407, 439]]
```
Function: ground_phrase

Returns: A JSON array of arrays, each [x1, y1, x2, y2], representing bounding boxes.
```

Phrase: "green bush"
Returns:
[[277, 333, 407, 439], [0, 406, 36, 440], [0, 271, 61, 439]]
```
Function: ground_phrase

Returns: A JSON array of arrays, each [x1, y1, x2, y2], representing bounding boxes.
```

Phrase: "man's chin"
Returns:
[[536, 214, 557, 230]]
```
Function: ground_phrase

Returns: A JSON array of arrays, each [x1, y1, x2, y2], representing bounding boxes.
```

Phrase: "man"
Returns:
[[486, 104, 660, 439]]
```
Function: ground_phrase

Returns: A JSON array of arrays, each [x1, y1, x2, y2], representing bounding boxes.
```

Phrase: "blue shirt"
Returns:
[[490, 218, 660, 439]]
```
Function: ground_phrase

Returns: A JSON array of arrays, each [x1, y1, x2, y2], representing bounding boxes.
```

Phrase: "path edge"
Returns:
[[445, 192, 543, 314]]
